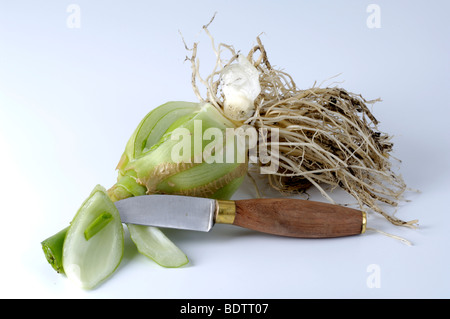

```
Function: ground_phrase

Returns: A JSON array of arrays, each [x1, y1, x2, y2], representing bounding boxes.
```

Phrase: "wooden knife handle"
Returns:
[[216, 198, 366, 238]]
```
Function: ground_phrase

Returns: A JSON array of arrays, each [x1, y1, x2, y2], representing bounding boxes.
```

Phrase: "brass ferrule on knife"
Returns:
[[215, 200, 236, 225], [361, 211, 367, 234]]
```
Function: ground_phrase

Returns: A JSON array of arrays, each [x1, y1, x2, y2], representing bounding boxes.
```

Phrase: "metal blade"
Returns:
[[114, 195, 217, 232]]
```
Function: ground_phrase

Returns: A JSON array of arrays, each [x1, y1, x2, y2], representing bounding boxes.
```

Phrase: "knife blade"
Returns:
[[115, 195, 367, 238]]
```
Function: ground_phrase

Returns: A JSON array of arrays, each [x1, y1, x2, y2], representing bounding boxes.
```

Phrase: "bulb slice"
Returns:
[[62, 185, 124, 289]]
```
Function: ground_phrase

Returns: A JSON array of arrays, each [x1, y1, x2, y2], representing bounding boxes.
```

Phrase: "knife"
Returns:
[[115, 195, 367, 238]]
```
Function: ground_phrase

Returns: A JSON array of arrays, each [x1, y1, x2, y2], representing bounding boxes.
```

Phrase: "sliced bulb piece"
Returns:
[[62, 185, 124, 289], [127, 224, 188, 268]]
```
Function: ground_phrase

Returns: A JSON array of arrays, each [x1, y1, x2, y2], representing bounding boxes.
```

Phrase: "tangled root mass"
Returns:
[[186, 19, 417, 228]]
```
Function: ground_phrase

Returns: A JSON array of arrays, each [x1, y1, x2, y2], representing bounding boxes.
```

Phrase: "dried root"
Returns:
[[185, 18, 417, 228]]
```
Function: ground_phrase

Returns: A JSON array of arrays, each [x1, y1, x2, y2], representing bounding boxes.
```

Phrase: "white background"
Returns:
[[0, 1, 449, 298]]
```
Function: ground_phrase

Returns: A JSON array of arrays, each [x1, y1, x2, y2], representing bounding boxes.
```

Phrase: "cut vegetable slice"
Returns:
[[62, 185, 124, 289], [41, 226, 68, 274], [127, 224, 188, 268]]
